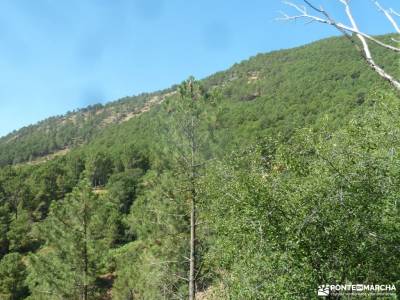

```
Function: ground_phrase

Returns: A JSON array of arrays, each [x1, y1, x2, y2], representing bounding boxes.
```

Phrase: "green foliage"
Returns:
[[0, 204, 10, 257], [106, 169, 144, 215], [7, 208, 34, 253], [202, 91, 400, 298], [112, 171, 189, 299], [26, 181, 118, 299], [0, 252, 28, 300], [85, 151, 114, 187]]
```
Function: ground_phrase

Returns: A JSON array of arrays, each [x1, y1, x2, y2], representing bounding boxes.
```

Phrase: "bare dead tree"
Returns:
[[278, 0, 400, 92]]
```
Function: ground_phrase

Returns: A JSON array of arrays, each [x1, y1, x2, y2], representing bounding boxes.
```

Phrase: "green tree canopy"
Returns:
[[27, 180, 118, 300]]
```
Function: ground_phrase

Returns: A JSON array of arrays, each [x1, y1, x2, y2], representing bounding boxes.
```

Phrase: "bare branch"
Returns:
[[280, 0, 400, 92], [340, 0, 400, 91], [173, 273, 190, 282], [280, 1, 400, 52], [374, 1, 400, 33], [390, 8, 400, 18]]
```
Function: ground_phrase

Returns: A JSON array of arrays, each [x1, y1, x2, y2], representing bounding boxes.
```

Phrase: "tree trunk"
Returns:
[[83, 200, 88, 300], [189, 191, 196, 300], [189, 116, 196, 300]]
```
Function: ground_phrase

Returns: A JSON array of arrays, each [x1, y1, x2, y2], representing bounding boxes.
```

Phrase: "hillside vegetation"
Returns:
[[0, 89, 174, 166], [0, 35, 399, 299]]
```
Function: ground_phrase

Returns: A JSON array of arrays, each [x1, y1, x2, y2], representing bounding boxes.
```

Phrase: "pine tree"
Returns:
[[85, 152, 114, 187], [0, 204, 10, 258], [27, 180, 117, 300], [0, 252, 28, 300], [7, 207, 33, 253], [113, 78, 211, 299], [167, 77, 209, 299]]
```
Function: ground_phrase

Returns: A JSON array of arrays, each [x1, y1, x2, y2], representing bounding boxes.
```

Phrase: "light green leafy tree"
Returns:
[[203, 91, 400, 299]]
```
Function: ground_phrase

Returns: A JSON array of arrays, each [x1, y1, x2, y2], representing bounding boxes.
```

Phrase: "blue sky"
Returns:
[[0, 0, 398, 137]]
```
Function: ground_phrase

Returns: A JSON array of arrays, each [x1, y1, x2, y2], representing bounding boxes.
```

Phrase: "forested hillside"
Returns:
[[0, 89, 174, 166], [0, 35, 399, 299]]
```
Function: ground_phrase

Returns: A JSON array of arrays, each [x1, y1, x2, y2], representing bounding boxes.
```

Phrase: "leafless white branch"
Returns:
[[390, 8, 400, 18], [280, 0, 400, 92], [374, 1, 400, 33], [340, 0, 400, 91], [279, 1, 400, 52]]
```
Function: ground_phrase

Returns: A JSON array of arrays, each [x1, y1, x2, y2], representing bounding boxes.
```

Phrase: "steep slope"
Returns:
[[77, 35, 398, 161]]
